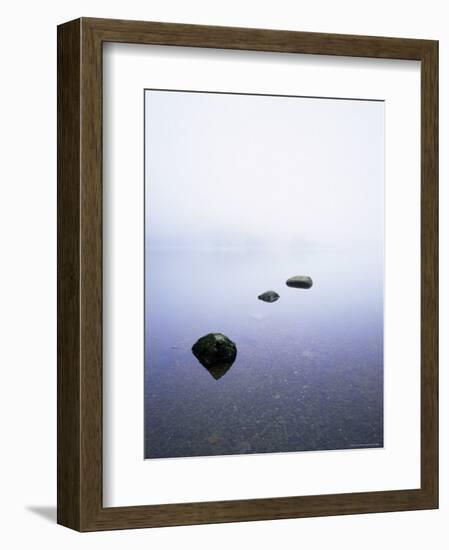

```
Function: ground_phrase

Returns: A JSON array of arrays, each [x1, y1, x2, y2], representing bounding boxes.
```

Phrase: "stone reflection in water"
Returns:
[[192, 333, 237, 380], [197, 360, 235, 380]]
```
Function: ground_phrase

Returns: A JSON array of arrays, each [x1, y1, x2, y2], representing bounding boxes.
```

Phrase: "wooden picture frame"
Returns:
[[57, 17, 438, 531]]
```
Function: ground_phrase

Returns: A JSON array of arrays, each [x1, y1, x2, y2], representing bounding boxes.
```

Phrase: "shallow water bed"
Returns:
[[144, 247, 383, 459]]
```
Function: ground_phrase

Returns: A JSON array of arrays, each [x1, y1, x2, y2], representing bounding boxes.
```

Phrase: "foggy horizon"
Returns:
[[145, 90, 384, 252]]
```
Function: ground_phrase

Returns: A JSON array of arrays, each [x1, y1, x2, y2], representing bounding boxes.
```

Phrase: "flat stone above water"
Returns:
[[286, 275, 313, 289], [258, 290, 280, 303]]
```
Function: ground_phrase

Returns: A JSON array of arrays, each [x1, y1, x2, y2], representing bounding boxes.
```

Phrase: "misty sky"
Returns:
[[145, 90, 384, 250]]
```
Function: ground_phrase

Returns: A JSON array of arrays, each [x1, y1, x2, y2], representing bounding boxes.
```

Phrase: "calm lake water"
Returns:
[[144, 247, 383, 459]]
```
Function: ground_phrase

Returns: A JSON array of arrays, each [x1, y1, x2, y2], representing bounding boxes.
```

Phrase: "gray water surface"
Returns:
[[144, 247, 383, 459]]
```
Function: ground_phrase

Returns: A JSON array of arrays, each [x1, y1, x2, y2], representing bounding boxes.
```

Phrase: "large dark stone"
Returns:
[[286, 275, 313, 289], [192, 333, 237, 380], [258, 290, 280, 303]]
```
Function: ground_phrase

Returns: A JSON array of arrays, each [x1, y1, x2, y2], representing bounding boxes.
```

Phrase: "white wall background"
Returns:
[[0, 0, 445, 548]]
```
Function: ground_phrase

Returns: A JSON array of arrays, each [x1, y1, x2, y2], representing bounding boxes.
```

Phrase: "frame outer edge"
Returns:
[[420, 39, 439, 508], [57, 18, 82, 531], [57, 17, 439, 531], [78, 17, 105, 531]]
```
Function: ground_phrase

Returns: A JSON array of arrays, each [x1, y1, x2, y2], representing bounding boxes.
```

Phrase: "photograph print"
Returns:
[[144, 89, 384, 459]]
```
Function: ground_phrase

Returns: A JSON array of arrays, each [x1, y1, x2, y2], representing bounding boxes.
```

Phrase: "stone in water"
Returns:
[[192, 333, 237, 380], [286, 275, 313, 289], [258, 290, 280, 303]]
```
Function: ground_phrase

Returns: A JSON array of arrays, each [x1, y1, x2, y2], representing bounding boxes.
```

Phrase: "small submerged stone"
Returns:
[[238, 440, 252, 453], [286, 275, 313, 289], [207, 433, 221, 444], [258, 290, 280, 303], [192, 333, 237, 380]]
